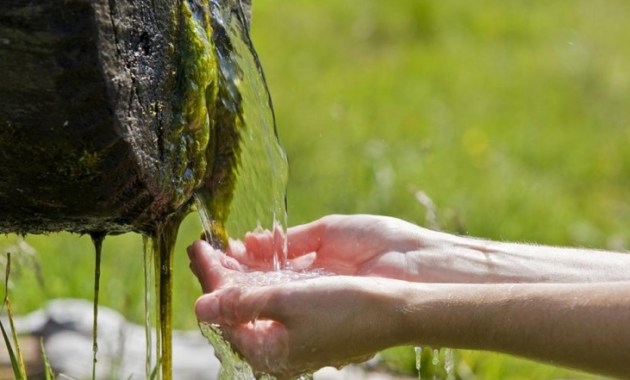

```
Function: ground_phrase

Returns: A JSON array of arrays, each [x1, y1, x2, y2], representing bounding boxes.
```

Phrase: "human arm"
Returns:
[[398, 281, 630, 379], [190, 241, 630, 379], [233, 214, 630, 283]]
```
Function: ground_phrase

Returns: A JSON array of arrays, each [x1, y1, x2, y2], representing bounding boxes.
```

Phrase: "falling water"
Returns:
[[185, 0, 291, 377], [432, 348, 440, 380], [156, 217, 184, 380], [90, 233, 105, 380], [199, 323, 258, 379], [142, 237, 157, 379], [414, 346, 423, 380], [431, 348, 440, 367], [444, 348, 455, 380], [199, 0, 289, 260]]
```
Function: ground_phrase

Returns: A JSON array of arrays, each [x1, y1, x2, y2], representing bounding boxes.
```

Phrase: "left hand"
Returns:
[[187, 240, 406, 379]]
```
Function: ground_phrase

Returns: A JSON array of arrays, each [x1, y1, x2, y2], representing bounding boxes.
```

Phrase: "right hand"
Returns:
[[228, 214, 447, 280]]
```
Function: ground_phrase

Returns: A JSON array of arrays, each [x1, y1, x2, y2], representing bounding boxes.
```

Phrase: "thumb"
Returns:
[[195, 286, 282, 326]]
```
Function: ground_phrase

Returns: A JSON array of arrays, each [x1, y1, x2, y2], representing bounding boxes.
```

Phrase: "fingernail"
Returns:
[[196, 295, 220, 321]]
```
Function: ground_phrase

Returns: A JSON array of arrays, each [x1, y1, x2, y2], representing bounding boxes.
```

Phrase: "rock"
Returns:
[[0, 0, 254, 235]]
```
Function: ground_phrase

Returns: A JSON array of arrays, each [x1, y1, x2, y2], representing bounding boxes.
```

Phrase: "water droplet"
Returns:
[[432, 348, 440, 366], [414, 346, 422, 379], [444, 348, 455, 380]]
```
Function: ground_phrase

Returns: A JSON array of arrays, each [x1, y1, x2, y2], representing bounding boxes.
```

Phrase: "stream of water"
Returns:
[[188, 0, 290, 378], [414, 347, 457, 380], [192, 0, 291, 373], [90, 233, 105, 380], [142, 237, 155, 380], [414, 346, 422, 380]]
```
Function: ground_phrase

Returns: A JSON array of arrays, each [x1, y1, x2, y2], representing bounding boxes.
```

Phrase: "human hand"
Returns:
[[187, 240, 407, 379], [228, 214, 447, 280]]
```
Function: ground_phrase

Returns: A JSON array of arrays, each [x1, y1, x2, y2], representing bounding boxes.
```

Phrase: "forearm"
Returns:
[[405, 233, 630, 283], [394, 281, 630, 379]]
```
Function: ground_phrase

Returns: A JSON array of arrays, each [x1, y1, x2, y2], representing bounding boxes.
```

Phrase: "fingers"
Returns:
[[287, 252, 317, 271], [240, 220, 324, 262], [237, 232, 277, 269], [195, 285, 283, 326], [195, 284, 293, 377], [187, 240, 243, 293], [285, 221, 324, 258]]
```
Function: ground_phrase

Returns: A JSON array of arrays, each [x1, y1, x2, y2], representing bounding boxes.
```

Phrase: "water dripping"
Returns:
[[432, 348, 440, 380], [431, 348, 440, 366], [444, 348, 455, 380], [195, 192, 222, 249], [414, 346, 422, 380], [142, 236, 156, 380], [90, 232, 105, 380], [153, 216, 184, 380]]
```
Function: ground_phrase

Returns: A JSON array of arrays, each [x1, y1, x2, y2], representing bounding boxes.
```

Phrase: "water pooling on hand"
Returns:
[[198, 268, 328, 380]]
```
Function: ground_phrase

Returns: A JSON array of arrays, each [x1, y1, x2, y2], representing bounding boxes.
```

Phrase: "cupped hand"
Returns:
[[187, 240, 407, 379], [229, 214, 445, 280]]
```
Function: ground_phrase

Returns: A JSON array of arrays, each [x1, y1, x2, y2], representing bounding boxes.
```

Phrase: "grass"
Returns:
[[2, 0, 630, 378]]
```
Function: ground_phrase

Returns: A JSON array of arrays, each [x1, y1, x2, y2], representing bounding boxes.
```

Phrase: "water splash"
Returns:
[[200, 323, 257, 379], [198, 265, 329, 380]]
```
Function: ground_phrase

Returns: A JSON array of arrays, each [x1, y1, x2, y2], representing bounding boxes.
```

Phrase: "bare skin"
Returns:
[[188, 214, 630, 379], [226, 214, 630, 283]]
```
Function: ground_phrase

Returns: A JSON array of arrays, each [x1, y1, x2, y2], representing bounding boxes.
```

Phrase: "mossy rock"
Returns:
[[0, 0, 252, 235]]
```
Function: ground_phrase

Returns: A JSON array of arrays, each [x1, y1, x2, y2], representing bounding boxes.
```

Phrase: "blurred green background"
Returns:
[[2, 0, 629, 378]]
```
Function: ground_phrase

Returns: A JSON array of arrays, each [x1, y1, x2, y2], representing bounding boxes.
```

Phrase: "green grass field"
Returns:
[[2, 0, 629, 378]]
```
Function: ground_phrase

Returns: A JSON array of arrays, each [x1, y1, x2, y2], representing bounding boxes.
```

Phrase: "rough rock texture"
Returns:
[[0, 0, 254, 235], [0, 0, 183, 234]]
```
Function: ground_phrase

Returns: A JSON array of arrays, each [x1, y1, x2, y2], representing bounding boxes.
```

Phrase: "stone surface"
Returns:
[[0, 0, 184, 234]]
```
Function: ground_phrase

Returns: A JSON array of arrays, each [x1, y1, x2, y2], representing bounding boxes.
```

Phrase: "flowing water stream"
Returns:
[[443, 348, 455, 380], [415, 347, 457, 380], [414, 346, 423, 380], [191, 0, 292, 376]]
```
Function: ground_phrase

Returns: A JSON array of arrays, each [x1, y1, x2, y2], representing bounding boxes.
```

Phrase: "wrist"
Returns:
[[396, 282, 490, 348], [405, 233, 519, 283], [361, 278, 424, 349]]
